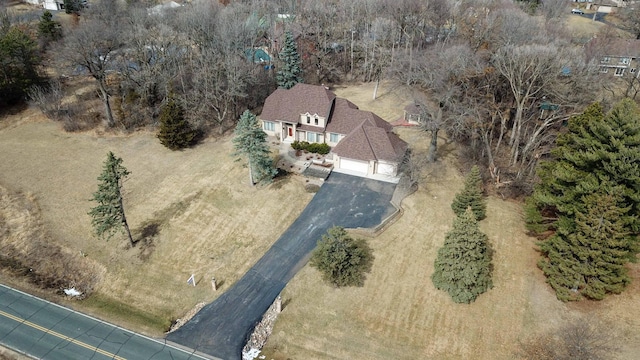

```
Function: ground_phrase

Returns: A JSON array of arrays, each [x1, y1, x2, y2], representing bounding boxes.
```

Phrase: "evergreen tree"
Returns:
[[38, 10, 62, 44], [88, 152, 134, 247], [527, 99, 640, 300], [233, 110, 277, 185], [157, 96, 196, 150], [527, 100, 640, 238], [0, 26, 42, 107], [432, 208, 493, 303], [63, 0, 83, 15], [451, 165, 486, 220], [276, 32, 303, 89], [538, 191, 632, 301], [310, 226, 374, 287]]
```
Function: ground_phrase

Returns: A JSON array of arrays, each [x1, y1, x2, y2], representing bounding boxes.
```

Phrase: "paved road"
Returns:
[[167, 173, 397, 360], [0, 284, 216, 360]]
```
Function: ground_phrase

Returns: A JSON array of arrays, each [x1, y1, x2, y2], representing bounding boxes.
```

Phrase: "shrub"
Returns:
[[310, 226, 374, 287], [291, 141, 330, 154], [308, 142, 330, 155]]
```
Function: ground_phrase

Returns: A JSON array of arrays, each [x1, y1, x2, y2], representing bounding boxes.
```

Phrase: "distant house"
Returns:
[[590, 38, 640, 78], [403, 103, 426, 125], [40, 0, 87, 11], [148, 1, 182, 16], [260, 84, 408, 178], [42, 0, 63, 11]]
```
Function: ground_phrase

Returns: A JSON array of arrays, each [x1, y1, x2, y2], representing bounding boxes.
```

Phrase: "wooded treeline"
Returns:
[[1, 0, 638, 191]]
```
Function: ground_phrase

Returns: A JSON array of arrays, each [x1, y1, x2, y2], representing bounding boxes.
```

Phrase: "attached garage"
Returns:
[[376, 162, 396, 176], [339, 158, 369, 174]]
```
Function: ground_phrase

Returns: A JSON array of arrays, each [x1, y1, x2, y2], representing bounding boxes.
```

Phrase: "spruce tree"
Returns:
[[432, 208, 493, 303], [233, 110, 277, 185], [527, 99, 640, 300], [38, 10, 62, 44], [63, 0, 83, 15], [310, 226, 374, 287], [451, 165, 486, 220], [0, 26, 42, 106], [157, 96, 196, 150], [539, 191, 632, 301], [276, 32, 303, 89], [88, 152, 134, 247]]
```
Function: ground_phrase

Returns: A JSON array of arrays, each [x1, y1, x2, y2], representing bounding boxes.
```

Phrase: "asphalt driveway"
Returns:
[[166, 172, 397, 360]]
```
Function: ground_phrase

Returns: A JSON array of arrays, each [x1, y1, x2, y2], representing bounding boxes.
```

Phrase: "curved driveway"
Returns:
[[166, 173, 397, 360]]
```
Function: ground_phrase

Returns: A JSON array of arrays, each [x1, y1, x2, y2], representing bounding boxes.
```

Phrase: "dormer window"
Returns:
[[314, 117, 318, 125], [621, 58, 630, 65], [602, 57, 611, 63]]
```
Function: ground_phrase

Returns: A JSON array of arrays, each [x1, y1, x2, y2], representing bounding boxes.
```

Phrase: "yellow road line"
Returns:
[[0, 309, 126, 360]]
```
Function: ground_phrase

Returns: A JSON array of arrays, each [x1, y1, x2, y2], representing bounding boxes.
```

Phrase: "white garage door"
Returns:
[[376, 162, 395, 175], [340, 158, 369, 174]]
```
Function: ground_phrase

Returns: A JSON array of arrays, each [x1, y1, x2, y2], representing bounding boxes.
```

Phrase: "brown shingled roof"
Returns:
[[261, 84, 408, 163], [260, 83, 336, 125], [333, 122, 407, 162], [326, 99, 391, 135]]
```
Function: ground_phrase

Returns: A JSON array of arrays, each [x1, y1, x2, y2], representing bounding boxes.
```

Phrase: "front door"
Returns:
[[288, 127, 293, 137]]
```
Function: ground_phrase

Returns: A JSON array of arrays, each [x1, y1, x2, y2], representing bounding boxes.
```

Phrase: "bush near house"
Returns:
[[291, 140, 330, 155]]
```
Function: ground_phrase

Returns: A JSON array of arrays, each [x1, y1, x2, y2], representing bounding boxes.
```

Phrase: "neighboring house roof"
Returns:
[[245, 48, 271, 63], [261, 83, 407, 163], [586, 37, 640, 62], [602, 39, 640, 57], [148, 1, 181, 15], [261, 83, 336, 124], [404, 102, 425, 116]]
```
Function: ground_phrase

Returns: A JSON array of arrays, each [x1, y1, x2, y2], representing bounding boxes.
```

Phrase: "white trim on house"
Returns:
[[43, 0, 63, 11]]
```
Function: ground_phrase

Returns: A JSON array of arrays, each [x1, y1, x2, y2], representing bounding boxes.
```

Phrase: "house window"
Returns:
[[602, 57, 610, 63], [263, 121, 275, 131], [615, 68, 625, 76], [599, 67, 609, 73], [620, 58, 630, 65], [631, 68, 637, 74], [329, 133, 340, 143], [307, 132, 317, 142], [314, 117, 318, 125], [306, 115, 310, 124]]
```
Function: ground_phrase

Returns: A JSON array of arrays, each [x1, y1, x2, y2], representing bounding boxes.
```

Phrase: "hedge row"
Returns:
[[291, 140, 331, 155]]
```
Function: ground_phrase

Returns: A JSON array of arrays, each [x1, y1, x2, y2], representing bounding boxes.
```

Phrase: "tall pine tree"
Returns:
[[539, 191, 632, 301], [276, 32, 303, 89], [0, 26, 42, 106], [38, 10, 62, 44], [527, 99, 640, 300], [432, 208, 493, 303], [451, 165, 486, 220], [157, 96, 196, 150], [88, 152, 134, 247], [233, 110, 277, 185]]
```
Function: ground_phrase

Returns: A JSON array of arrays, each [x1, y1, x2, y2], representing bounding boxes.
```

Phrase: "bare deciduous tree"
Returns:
[[518, 319, 621, 360], [60, 1, 125, 127]]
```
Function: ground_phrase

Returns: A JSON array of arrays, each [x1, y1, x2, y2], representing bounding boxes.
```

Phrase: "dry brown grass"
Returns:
[[1, 81, 639, 358], [260, 82, 640, 360], [0, 107, 313, 335]]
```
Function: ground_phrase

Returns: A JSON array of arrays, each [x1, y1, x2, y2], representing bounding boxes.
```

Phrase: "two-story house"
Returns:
[[593, 39, 640, 78], [260, 84, 407, 178]]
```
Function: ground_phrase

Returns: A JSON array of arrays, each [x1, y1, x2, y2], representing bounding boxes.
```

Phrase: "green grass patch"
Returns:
[[82, 293, 172, 334]]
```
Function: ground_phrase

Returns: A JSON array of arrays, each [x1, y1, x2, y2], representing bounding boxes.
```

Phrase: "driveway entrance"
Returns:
[[166, 173, 397, 360]]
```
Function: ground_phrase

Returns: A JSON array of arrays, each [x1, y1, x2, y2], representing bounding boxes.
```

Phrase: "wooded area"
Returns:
[[2, 0, 638, 193]]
